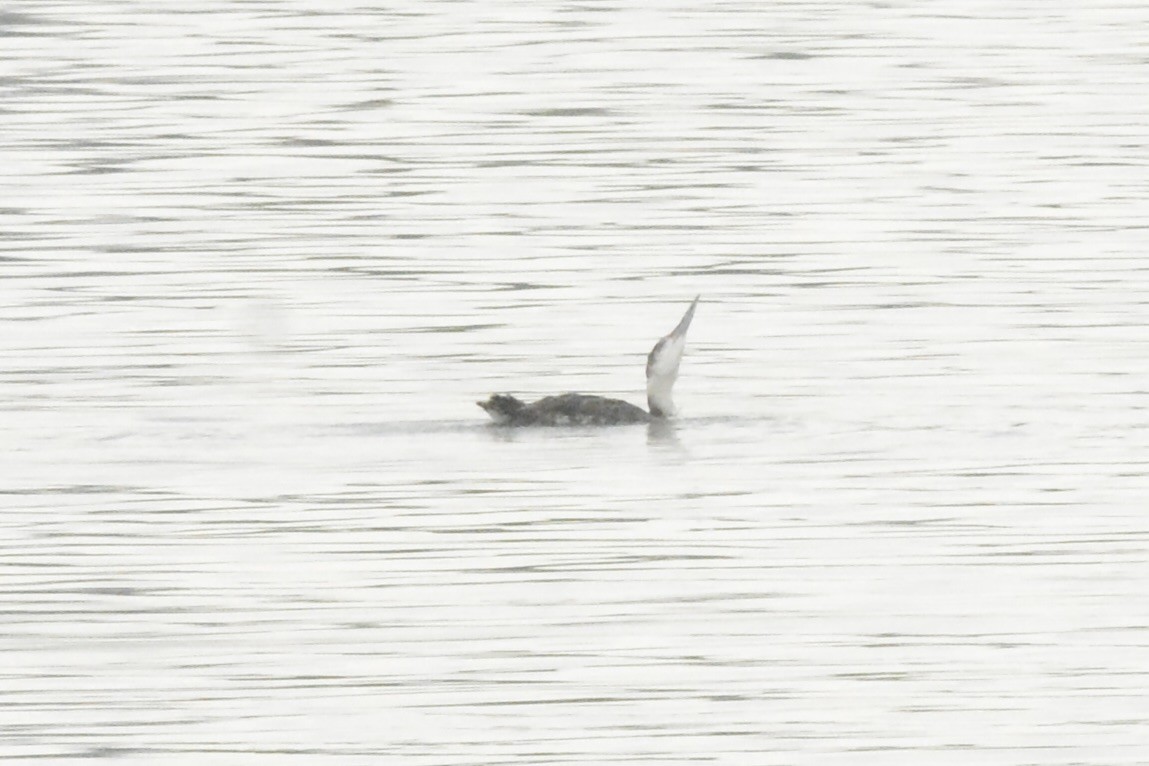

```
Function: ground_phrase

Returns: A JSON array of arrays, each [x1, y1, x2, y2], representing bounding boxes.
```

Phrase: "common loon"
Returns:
[[479, 296, 699, 426]]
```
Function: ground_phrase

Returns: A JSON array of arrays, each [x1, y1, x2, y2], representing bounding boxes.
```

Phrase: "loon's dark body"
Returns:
[[479, 296, 699, 427], [478, 392, 650, 427]]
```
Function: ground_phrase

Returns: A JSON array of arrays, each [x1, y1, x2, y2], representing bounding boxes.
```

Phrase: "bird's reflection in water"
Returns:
[[646, 418, 682, 448]]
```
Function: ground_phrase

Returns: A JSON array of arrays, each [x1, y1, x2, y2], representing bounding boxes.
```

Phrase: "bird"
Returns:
[[478, 296, 699, 426]]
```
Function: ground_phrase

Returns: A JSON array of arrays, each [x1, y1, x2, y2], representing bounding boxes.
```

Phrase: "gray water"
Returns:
[[3, 1, 1149, 763]]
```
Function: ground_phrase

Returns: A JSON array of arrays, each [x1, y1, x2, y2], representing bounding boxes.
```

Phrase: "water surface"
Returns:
[[2, 1, 1148, 763]]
